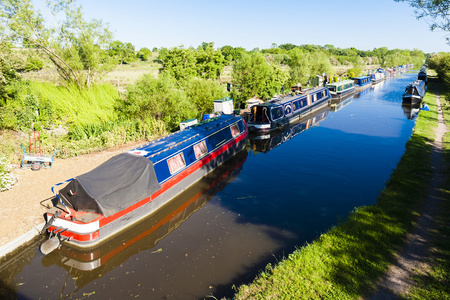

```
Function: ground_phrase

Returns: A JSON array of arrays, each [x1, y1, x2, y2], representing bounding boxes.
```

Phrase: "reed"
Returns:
[[31, 81, 119, 127]]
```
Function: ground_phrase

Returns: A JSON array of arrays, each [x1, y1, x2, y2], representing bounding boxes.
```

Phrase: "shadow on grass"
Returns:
[[323, 133, 433, 298]]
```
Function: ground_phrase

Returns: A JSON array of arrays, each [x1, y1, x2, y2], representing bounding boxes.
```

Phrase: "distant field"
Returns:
[[21, 52, 380, 91]]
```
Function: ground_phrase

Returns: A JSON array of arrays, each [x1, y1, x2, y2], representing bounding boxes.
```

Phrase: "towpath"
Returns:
[[368, 89, 448, 299]]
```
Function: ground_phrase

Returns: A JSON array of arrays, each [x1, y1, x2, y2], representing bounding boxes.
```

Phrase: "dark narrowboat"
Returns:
[[247, 86, 331, 133], [249, 100, 330, 154], [402, 80, 426, 105]]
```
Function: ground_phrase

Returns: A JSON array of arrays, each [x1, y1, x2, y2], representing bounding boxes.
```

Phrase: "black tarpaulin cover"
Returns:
[[60, 153, 162, 217]]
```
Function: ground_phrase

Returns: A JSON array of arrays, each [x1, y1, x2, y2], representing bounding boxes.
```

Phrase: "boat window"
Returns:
[[230, 123, 240, 137], [284, 104, 292, 115], [168, 153, 186, 174], [328, 86, 335, 92], [293, 100, 300, 111], [338, 86, 342, 92], [193, 141, 208, 159], [271, 106, 283, 120]]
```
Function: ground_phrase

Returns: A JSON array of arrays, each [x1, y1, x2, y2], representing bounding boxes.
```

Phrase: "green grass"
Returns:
[[233, 77, 440, 299]]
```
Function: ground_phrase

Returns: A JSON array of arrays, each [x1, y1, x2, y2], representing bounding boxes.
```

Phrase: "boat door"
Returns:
[[251, 106, 270, 124]]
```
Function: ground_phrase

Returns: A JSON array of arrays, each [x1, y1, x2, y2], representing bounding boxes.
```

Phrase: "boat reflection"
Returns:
[[354, 84, 372, 98], [41, 149, 248, 290], [401, 103, 420, 120], [331, 95, 354, 112], [248, 100, 330, 154]]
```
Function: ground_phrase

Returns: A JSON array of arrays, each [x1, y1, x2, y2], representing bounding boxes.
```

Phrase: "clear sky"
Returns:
[[34, 0, 449, 53]]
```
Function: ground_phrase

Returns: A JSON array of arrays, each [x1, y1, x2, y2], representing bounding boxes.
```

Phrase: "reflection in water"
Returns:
[[401, 103, 420, 120], [354, 84, 372, 98], [249, 100, 330, 154], [331, 96, 354, 112]]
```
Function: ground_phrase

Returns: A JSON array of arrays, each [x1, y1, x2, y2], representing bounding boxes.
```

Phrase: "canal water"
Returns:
[[0, 71, 420, 300]]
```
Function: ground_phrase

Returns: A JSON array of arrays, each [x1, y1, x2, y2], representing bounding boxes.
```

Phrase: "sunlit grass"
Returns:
[[233, 78, 439, 299], [32, 81, 120, 127]]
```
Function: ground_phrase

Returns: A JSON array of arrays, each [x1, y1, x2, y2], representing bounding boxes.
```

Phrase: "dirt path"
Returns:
[[0, 141, 144, 252], [368, 92, 448, 299]]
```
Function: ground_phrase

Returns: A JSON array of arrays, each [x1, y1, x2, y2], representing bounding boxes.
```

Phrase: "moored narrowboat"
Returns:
[[402, 80, 426, 105], [249, 100, 330, 153], [417, 66, 427, 86], [40, 114, 248, 253], [326, 79, 355, 100], [352, 76, 372, 91], [370, 71, 385, 84], [246, 86, 331, 133]]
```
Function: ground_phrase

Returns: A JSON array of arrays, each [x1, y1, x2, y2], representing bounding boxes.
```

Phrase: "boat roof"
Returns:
[[255, 86, 327, 107], [326, 79, 354, 87], [130, 114, 241, 164], [352, 76, 371, 80]]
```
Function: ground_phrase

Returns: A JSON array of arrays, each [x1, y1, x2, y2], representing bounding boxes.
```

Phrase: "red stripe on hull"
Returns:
[[48, 226, 99, 242]]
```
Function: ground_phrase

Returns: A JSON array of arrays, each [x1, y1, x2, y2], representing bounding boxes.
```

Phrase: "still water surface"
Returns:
[[0, 72, 419, 300]]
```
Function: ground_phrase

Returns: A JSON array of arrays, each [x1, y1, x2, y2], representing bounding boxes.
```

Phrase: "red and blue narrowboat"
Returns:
[[40, 114, 248, 253]]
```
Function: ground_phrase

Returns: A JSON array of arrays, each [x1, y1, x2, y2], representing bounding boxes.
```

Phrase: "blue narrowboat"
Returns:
[[402, 80, 426, 105], [326, 79, 355, 100], [40, 114, 248, 253], [249, 100, 330, 153], [247, 86, 331, 133], [352, 76, 372, 91]]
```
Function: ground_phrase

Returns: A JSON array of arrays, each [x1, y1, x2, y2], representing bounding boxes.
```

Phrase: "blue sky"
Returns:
[[34, 0, 449, 53]]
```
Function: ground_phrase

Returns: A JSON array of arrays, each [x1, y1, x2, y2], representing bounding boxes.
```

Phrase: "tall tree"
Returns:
[[0, 41, 20, 104], [0, 0, 116, 89], [232, 52, 287, 103], [158, 46, 197, 82], [195, 44, 225, 79], [109, 41, 136, 64]]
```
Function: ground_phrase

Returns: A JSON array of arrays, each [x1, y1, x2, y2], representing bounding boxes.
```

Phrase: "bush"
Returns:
[[118, 73, 197, 131], [0, 156, 16, 192], [25, 56, 44, 71], [183, 78, 227, 117]]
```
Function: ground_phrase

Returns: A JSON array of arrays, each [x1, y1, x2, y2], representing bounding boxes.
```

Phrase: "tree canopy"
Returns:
[[0, 0, 116, 88], [395, 0, 450, 32]]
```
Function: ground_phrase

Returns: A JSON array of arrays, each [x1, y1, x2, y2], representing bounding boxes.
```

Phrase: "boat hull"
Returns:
[[330, 87, 355, 100], [402, 94, 423, 105]]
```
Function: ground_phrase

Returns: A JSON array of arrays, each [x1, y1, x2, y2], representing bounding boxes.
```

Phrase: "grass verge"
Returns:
[[232, 77, 440, 299], [403, 79, 450, 299]]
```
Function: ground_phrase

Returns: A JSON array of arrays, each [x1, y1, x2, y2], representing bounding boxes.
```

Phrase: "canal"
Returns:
[[0, 71, 419, 300]]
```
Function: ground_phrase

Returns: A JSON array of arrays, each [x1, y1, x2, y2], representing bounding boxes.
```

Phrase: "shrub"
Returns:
[[183, 78, 227, 117], [0, 156, 17, 192], [118, 73, 197, 131]]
